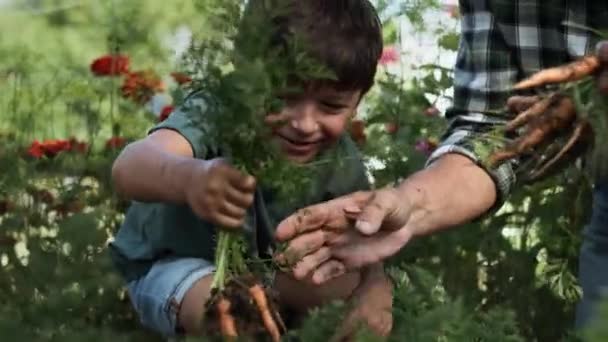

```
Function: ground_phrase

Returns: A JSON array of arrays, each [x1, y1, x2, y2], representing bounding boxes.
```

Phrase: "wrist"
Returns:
[[393, 177, 429, 238], [167, 157, 203, 203]]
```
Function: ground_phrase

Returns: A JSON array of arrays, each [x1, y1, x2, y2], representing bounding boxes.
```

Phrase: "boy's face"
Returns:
[[266, 86, 361, 164]]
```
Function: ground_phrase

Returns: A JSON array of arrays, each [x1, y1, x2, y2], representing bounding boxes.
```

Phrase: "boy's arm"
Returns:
[[112, 128, 256, 228], [334, 262, 393, 339], [111, 129, 199, 203]]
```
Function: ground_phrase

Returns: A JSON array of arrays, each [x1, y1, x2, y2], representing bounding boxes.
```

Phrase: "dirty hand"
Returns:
[[274, 188, 416, 284], [185, 158, 256, 228]]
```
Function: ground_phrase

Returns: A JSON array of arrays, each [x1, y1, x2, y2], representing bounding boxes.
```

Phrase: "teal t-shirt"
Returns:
[[108, 93, 370, 282]]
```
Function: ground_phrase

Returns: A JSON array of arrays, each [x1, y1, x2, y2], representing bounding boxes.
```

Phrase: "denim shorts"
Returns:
[[127, 257, 215, 337]]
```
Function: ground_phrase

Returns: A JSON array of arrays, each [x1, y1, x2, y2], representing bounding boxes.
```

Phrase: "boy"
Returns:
[[109, 0, 393, 338]]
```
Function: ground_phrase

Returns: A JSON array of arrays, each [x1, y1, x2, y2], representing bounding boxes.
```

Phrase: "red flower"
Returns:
[[90, 54, 130, 76], [415, 138, 438, 156], [384, 122, 399, 134], [379, 45, 399, 66], [27, 141, 45, 158], [121, 70, 165, 104], [106, 137, 127, 150], [171, 72, 192, 85], [27, 139, 72, 158], [350, 119, 367, 145], [43, 139, 72, 156], [68, 137, 88, 154], [159, 105, 174, 122]]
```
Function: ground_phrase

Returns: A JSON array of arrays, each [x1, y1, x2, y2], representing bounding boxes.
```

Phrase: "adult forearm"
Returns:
[[398, 153, 497, 237], [111, 141, 196, 203]]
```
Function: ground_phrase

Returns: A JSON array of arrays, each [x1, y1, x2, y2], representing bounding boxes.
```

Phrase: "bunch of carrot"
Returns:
[[487, 54, 605, 181], [208, 230, 285, 342], [214, 281, 284, 342]]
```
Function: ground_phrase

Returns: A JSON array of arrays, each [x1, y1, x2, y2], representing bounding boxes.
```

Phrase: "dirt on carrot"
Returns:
[[203, 274, 286, 341]]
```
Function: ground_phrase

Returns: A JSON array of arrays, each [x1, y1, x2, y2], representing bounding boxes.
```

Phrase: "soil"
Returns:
[[203, 274, 286, 341]]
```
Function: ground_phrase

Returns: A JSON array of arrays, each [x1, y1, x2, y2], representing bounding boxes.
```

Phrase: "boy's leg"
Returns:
[[127, 257, 215, 337], [276, 264, 393, 338], [178, 273, 214, 334], [274, 271, 361, 313]]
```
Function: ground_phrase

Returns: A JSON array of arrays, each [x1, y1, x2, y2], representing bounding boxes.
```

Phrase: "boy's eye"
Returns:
[[320, 101, 347, 111]]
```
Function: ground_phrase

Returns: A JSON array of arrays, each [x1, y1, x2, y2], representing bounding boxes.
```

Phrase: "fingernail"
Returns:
[[356, 220, 374, 235], [343, 205, 362, 214]]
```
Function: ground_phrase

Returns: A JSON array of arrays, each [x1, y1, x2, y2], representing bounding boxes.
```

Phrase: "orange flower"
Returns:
[[106, 137, 127, 150], [121, 70, 165, 105], [171, 72, 192, 85], [90, 54, 130, 76], [350, 119, 367, 145], [159, 105, 174, 122]]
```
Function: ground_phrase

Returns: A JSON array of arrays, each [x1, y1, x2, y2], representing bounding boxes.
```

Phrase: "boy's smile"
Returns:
[[266, 87, 362, 164]]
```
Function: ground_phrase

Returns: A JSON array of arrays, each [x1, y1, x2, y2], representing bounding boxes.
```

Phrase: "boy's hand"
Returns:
[[185, 158, 256, 228], [332, 271, 393, 341]]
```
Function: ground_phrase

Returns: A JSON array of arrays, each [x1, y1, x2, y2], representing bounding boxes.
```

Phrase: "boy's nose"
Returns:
[[290, 104, 319, 135]]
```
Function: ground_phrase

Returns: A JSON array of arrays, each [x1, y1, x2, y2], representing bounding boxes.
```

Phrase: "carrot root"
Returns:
[[249, 284, 282, 342], [529, 121, 591, 180], [217, 297, 238, 339], [505, 94, 557, 132], [513, 55, 600, 90]]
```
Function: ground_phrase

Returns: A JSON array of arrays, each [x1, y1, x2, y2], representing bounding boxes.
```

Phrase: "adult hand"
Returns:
[[596, 41, 608, 95], [274, 187, 418, 284]]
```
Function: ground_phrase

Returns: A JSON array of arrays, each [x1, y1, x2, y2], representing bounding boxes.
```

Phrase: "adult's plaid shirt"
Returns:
[[427, 0, 608, 206]]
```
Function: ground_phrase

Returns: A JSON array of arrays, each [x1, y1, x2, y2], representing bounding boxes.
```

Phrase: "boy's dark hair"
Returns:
[[237, 0, 383, 95]]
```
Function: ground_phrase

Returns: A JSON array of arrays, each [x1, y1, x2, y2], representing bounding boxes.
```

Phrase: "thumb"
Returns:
[[355, 189, 399, 236]]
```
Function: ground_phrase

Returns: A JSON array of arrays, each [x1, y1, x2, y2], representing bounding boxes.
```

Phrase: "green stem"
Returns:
[[211, 230, 231, 290], [211, 229, 249, 291]]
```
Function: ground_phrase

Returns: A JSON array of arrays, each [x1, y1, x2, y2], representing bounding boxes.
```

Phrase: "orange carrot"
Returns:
[[530, 121, 590, 179], [505, 95, 557, 132], [514, 55, 600, 90], [506, 95, 541, 113], [489, 96, 577, 166], [249, 284, 281, 342], [217, 297, 238, 339]]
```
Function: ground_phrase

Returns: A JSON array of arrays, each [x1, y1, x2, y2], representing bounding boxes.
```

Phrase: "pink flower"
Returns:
[[424, 106, 440, 117], [379, 45, 400, 65], [415, 138, 438, 156], [444, 4, 460, 19]]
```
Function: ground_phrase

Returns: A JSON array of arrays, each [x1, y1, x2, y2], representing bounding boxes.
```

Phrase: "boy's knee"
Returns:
[[275, 271, 361, 312], [177, 274, 214, 335]]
